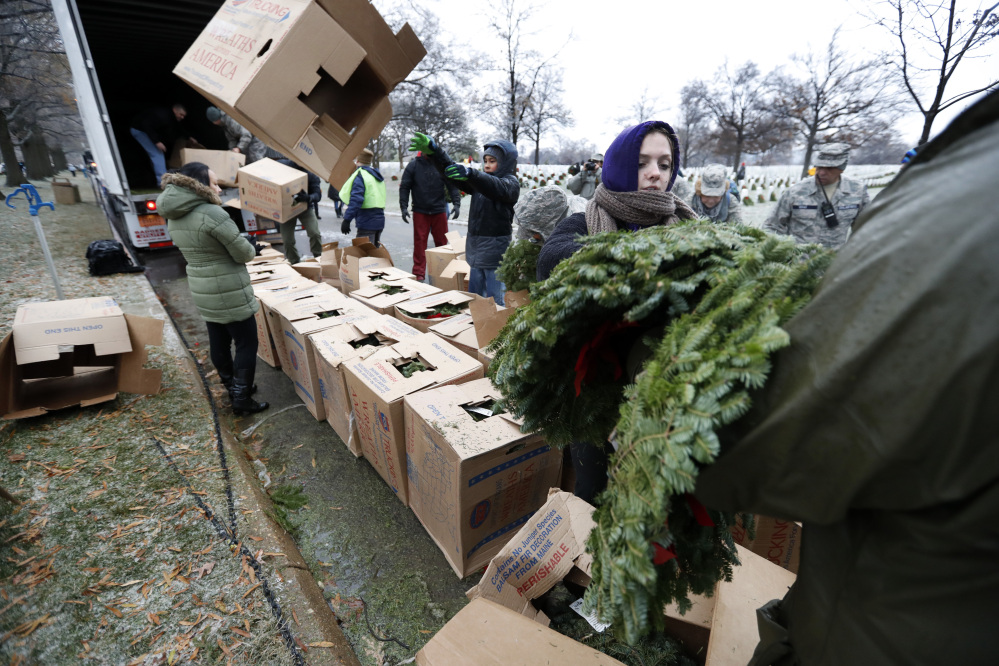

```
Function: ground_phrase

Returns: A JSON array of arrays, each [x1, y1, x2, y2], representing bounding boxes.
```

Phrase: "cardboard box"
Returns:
[[505, 289, 531, 309], [350, 277, 440, 316], [468, 489, 798, 666], [253, 280, 334, 367], [318, 241, 343, 289], [437, 257, 470, 292], [394, 291, 474, 334], [173, 0, 425, 186], [428, 295, 513, 357], [2, 299, 163, 419], [730, 514, 802, 574], [424, 231, 465, 286], [291, 258, 322, 282], [405, 378, 562, 577], [467, 490, 596, 624], [247, 262, 300, 284], [415, 598, 624, 666], [342, 334, 484, 505], [660, 545, 797, 665], [12, 297, 132, 365], [51, 177, 81, 204], [310, 314, 422, 456], [181, 148, 245, 187], [274, 292, 375, 419], [237, 158, 308, 224], [338, 239, 394, 294]]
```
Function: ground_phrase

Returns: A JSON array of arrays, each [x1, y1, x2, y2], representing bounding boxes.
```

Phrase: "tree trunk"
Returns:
[[800, 129, 818, 180], [23, 130, 54, 179], [533, 135, 540, 166], [917, 112, 936, 146], [52, 145, 68, 172], [0, 108, 23, 189]]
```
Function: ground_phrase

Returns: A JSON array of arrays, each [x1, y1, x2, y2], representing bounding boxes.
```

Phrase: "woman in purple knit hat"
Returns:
[[537, 120, 697, 503]]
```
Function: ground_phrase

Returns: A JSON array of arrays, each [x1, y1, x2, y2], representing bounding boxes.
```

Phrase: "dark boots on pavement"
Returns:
[[229, 369, 268, 415], [218, 371, 257, 395]]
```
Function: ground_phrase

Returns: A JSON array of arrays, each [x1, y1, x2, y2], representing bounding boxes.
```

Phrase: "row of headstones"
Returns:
[[513, 167, 899, 192]]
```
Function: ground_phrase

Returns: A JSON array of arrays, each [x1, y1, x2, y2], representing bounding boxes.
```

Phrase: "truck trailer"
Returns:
[[52, 0, 273, 250]]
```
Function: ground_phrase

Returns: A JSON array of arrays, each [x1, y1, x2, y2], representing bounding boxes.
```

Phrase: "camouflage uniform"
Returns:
[[219, 112, 267, 164], [566, 152, 604, 200], [515, 185, 587, 242], [671, 177, 694, 206], [690, 163, 743, 224], [764, 143, 869, 248]]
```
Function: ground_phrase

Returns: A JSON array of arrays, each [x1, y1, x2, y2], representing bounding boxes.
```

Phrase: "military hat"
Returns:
[[814, 143, 850, 169], [699, 164, 729, 197]]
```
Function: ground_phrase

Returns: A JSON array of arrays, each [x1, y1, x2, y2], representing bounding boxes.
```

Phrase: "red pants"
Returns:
[[412, 212, 449, 280]]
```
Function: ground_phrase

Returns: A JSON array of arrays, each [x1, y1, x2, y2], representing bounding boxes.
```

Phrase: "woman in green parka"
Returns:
[[157, 162, 268, 415]]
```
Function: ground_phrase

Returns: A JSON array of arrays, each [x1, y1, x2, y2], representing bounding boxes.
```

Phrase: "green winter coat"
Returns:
[[157, 173, 258, 324], [695, 92, 999, 664]]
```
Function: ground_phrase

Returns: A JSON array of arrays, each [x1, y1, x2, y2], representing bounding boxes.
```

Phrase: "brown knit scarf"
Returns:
[[585, 184, 697, 235]]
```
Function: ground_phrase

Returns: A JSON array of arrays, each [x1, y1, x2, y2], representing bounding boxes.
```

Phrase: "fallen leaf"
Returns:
[[308, 641, 337, 648], [106, 606, 123, 618]]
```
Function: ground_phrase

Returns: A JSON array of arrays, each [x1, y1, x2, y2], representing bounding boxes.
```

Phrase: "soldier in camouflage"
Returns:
[[764, 143, 869, 248], [671, 171, 694, 206], [206, 107, 267, 164], [690, 163, 743, 224]]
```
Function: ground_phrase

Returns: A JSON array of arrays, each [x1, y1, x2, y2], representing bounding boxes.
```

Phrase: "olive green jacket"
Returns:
[[157, 173, 258, 324], [696, 91, 999, 664]]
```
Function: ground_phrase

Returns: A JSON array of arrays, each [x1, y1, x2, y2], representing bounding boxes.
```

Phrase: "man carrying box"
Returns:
[[276, 159, 324, 264], [206, 106, 266, 164]]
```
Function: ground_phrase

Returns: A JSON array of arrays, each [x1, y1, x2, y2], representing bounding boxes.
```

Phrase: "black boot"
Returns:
[[230, 368, 268, 415], [218, 371, 256, 395]]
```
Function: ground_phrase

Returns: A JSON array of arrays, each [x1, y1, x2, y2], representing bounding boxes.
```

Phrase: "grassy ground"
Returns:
[[0, 175, 298, 665]]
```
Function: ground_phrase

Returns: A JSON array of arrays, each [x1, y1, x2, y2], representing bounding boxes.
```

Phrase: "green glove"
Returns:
[[445, 163, 471, 181], [409, 132, 436, 156]]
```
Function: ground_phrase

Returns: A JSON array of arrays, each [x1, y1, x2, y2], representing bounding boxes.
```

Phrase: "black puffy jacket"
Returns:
[[400, 155, 460, 216], [431, 140, 520, 269]]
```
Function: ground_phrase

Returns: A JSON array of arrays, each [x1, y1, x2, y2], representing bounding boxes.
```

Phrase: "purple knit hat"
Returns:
[[601, 120, 680, 193]]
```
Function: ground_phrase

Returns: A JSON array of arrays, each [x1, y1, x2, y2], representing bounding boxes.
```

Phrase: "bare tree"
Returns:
[[385, 84, 478, 165], [1, 0, 85, 184], [675, 82, 712, 168], [614, 86, 662, 127], [521, 67, 573, 165], [871, 0, 999, 145], [771, 27, 903, 178], [480, 0, 569, 143], [693, 61, 787, 170]]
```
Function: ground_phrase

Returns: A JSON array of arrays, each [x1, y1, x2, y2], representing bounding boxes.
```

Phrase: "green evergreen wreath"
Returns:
[[487, 222, 834, 643], [497, 239, 542, 292]]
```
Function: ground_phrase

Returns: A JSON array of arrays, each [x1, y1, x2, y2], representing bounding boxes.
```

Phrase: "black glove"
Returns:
[[253, 241, 263, 256], [341, 220, 351, 235], [292, 190, 308, 204], [401, 209, 410, 224], [449, 206, 460, 220]]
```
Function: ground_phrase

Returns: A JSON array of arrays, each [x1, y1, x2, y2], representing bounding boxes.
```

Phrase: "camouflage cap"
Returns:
[[514, 185, 587, 242], [814, 143, 850, 169], [699, 164, 729, 196]]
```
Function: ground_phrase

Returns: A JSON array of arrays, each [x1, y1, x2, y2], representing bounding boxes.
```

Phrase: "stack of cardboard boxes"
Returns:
[[248, 239, 560, 584]]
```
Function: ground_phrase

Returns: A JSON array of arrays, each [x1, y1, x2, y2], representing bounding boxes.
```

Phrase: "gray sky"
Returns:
[[381, 0, 996, 157]]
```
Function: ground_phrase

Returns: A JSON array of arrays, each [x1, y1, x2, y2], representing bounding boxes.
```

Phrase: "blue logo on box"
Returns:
[[379, 412, 390, 432], [290, 350, 298, 371], [470, 500, 490, 529]]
